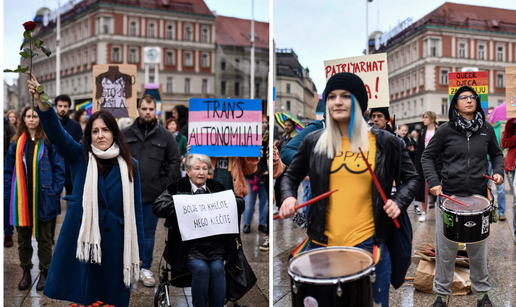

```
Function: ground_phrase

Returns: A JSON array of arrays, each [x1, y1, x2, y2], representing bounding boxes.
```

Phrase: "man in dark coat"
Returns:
[[122, 94, 181, 287]]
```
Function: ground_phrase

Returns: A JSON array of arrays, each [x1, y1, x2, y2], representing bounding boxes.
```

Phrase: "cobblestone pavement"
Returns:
[[4, 196, 269, 307], [273, 185, 516, 307]]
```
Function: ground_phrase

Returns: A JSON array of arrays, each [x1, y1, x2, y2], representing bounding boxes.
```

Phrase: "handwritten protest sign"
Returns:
[[188, 98, 262, 157], [324, 53, 389, 108], [173, 190, 239, 241], [506, 67, 516, 117], [448, 71, 488, 114], [92, 64, 137, 118]]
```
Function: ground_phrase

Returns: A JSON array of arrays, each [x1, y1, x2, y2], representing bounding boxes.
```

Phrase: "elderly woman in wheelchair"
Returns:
[[153, 154, 255, 307]]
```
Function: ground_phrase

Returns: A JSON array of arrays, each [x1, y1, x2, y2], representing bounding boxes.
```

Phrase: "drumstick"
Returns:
[[358, 148, 400, 229], [273, 189, 338, 220], [483, 174, 496, 181], [439, 192, 469, 208]]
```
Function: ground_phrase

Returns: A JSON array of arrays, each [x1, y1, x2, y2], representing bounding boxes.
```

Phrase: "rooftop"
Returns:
[[215, 15, 269, 49]]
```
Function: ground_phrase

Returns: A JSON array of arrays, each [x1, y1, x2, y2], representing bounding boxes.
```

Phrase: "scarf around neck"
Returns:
[[78, 142, 140, 287], [453, 110, 484, 138], [10, 132, 45, 238]]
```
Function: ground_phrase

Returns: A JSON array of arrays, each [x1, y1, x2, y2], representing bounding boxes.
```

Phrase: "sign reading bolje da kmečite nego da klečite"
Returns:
[[188, 98, 262, 157], [173, 190, 239, 241]]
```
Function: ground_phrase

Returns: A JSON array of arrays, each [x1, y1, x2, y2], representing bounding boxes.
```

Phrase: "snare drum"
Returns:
[[287, 246, 375, 307], [439, 195, 492, 243]]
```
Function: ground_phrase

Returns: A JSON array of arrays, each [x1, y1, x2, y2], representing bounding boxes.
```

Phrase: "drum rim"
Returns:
[[287, 246, 375, 285], [439, 194, 492, 215]]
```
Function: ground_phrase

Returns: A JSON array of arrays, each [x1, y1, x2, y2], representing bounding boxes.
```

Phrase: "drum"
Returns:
[[439, 195, 492, 243], [287, 246, 375, 307]]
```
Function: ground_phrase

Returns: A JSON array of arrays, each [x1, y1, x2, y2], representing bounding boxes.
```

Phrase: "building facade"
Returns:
[[373, 3, 516, 130], [214, 15, 269, 113], [26, 0, 216, 118]]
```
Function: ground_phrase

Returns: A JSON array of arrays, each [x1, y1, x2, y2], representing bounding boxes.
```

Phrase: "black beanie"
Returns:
[[370, 107, 390, 120], [324, 72, 368, 113]]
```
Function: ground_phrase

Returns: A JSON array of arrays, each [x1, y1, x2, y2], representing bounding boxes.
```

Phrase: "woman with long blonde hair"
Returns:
[[278, 72, 419, 306]]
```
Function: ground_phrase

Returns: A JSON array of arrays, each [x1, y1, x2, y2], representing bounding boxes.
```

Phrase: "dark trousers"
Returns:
[[17, 220, 53, 271]]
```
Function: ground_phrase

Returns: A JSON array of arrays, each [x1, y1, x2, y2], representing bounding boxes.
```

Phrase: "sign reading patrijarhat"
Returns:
[[173, 190, 239, 241], [324, 53, 389, 108]]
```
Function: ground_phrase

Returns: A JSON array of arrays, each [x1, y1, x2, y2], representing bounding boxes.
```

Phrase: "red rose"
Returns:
[[23, 21, 36, 31]]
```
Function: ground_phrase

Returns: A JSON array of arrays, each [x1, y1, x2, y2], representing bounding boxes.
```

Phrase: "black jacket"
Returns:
[[152, 177, 247, 285], [59, 116, 83, 187], [280, 126, 420, 245], [123, 119, 181, 204], [421, 86, 503, 197], [414, 127, 442, 202]]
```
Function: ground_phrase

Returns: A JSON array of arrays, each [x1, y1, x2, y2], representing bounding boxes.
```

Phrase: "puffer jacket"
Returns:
[[422, 85, 503, 197], [280, 126, 420, 245]]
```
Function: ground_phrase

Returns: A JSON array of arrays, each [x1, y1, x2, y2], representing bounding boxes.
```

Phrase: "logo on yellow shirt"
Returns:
[[331, 151, 370, 174]]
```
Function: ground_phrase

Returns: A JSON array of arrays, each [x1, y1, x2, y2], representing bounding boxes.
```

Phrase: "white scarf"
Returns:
[[77, 142, 140, 287]]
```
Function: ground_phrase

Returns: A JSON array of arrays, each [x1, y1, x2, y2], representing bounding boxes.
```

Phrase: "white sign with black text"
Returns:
[[173, 190, 239, 241]]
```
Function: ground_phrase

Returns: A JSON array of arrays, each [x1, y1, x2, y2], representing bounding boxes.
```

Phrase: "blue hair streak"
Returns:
[[349, 94, 356, 139]]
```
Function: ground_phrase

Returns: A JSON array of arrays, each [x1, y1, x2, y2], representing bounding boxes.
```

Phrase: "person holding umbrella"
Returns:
[[278, 72, 419, 307]]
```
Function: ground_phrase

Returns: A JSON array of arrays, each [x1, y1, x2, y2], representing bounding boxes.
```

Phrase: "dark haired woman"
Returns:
[[4, 106, 65, 291], [27, 74, 145, 307], [172, 105, 189, 136], [74, 108, 88, 132]]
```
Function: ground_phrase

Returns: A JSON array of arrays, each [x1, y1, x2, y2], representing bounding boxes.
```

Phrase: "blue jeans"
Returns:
[[301, 179, 311, 215], [141, 202, 159, 270], [187, 259, 226, 307], [243, 179, 268, 226], [506, 170, 516, 235], [488, 161, 506, 215], [307, 237, 392, 307]]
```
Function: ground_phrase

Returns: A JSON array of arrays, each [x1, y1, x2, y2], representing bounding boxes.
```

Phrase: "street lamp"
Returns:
[[366, 0, 373, 55]]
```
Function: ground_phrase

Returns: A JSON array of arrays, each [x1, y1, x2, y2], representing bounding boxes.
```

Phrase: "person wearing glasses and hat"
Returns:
[[421, 85, 503, 307]]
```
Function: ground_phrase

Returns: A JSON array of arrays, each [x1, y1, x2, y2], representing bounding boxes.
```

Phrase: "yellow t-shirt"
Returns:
[[316, 131, 377, 247]]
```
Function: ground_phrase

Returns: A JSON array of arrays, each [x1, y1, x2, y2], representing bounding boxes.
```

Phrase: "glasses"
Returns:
[[422, 116, 429, 119], [458, 95, 478, 101]]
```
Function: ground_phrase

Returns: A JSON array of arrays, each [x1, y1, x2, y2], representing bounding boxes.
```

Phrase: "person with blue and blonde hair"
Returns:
[[278, 72, 420, 307]]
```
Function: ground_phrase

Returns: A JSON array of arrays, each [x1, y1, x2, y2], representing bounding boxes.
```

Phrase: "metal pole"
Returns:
[[56, 0, 61, 95], [250, 0, 255, 99], [366, 0, 369, 55]]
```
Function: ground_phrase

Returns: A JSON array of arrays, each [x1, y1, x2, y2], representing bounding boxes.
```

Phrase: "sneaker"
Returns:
[[414, 204, 422, 215], [139, 268, 156, 287], [259, 235, 269, 251], [419, 212, 427, 222], [273, 207, 279, 215], [477, 294, 493, 307], [432, 296, 447, 307], [499, 214, 506, 221]]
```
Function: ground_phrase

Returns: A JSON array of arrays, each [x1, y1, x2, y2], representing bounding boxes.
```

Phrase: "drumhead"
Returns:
[[288, 246, 374, 283], [441, 195, 490, 213]]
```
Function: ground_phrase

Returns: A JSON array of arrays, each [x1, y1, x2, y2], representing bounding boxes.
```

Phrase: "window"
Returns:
[[286, 83, 291, 94], [419, 70, 424, 86], [413, 43, 417, 61], [413, 101, 417, 116], [184, 78, 190, 93], [221, 81, 226, 96], [84, 76, 88, 91], [442, 98, 449, 115], [478, 45, 485, 60], [72, 79, 75, 92], [97, 16, 112, 34], [91, 47, 96, 62], [166, 24, 174, 39], [459, 43, 466, 58], [413, 72, 417, 88], [201, 53, 209, 68], [406, 76, 410, 90], [71, 55, 74, 67], [255, 83, 260, 98], [148, 22, 156, 38], [407, 48, 411, 64], [396, 80, 399, 94], [234, 82, 240, 96], [221, 61, 226, 71], [202, 27, 209, 43], [77, 53, 81, 67], [497, 73, 505, 87], [202, 79, 208, 94], [401, 79, 404, 93], [112, 47, 121, 62], [130, 21, 137, 36], [77, 25, 82, 40], [167, 77, 173, 93], [497, 46, 504, 61], [423, 40, 427, 57], [430, 39, 439, 56], [149, 76, 155, 83], [395, 53, 399, 69], [401, 50, 404, 65], [184, 51, 192, 67], [166, 51, 174, 65], [129, 48, 138, 63], [84, 21, 89, 38], [286, 101, 291, 111], [498, 100, 504, 106], [184, 25, 192, 41], [440, 69, 449, 85], [235, 59, 240, 68]]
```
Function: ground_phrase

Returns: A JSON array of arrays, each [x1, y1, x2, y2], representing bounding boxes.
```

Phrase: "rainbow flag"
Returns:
[[291, 238, 310, 257], [76, 100, 92, 116], [448, 71, 488, 115]]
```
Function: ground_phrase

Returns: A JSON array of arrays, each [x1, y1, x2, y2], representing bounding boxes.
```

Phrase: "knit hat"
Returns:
[[324, 73, 368, 113], [370, 107, 390, 121]]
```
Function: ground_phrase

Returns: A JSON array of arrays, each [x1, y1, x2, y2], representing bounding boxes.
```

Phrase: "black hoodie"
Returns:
[[421, 85, 503, 197]]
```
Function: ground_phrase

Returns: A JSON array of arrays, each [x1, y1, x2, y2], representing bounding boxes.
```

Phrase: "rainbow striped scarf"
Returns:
[[10, 132, 45, 238]]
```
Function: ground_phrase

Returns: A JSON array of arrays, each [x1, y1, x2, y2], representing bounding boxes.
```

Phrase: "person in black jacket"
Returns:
[[4, 117, 16, 248], [422, 85, 503, 307], [278, 72, 419, 307], [152, 154, 253, 307]]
